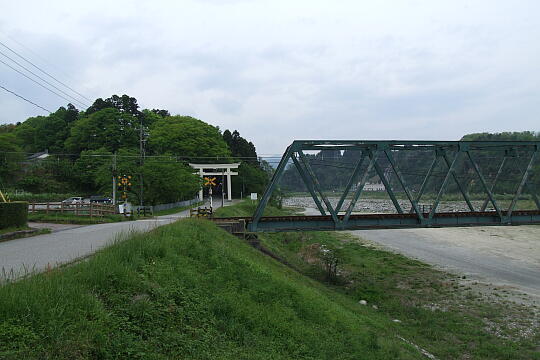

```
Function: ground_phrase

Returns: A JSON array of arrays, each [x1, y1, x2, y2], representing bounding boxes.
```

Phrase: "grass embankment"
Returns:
[[0, 218, 422, 359], [214, 200, 296, 217], [215, 201, 540, 360], [0, 226, 51, 242], [27, 213, 132, 225], [0, 226, 31, 236]]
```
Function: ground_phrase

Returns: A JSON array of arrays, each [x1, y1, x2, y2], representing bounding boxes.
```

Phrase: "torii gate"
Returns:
[[189, 163, 240, 201]]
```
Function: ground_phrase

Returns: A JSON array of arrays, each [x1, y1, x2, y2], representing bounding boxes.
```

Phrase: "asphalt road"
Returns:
[[0, 202, 221, 280], [350, 226, 540, 297]]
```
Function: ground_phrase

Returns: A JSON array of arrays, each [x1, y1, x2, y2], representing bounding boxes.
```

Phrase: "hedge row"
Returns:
[[0, 202, 28, 229]]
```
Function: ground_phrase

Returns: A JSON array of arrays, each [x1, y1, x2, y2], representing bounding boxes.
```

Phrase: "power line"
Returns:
[[1, 33, 94, 98], [0, 50, 89, 108], [0, 84, 51, 113], [0, 57, 84, 108], [0, 39, 92, 103], [0, 150, 275, 159]]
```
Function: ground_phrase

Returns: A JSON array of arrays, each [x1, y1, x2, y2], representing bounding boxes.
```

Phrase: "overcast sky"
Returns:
[[1, 0, 539, 155]]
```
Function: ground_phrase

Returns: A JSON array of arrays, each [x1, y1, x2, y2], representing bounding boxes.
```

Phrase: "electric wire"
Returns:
[[0, 84, 52, 113], [0, 40, 92, 103], [0, 50, 89, 108], [0, 57, 84, 107], [1, 33, 92, 93]]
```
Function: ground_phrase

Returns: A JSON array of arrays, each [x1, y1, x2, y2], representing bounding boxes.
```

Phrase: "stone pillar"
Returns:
[[227, 169, 232, 201], [199, 168, 204, 201]]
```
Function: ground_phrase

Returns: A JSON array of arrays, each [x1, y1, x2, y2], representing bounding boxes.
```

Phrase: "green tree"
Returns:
[[148, 116, 230, 159], [0, 124, 16, 133], [223, 129, 258, 165], [13, 105, 79, 153], [14, 118, 41, 153], [73, 149, 115, 193], [16, 159, 72, 193], [85, 95, 141, 117], [233, 163, 269, 197], [65, 108, 139, 153], [222, 129, 268, 197], [141, 159, 200, 205], [0, 133, 24, 185]]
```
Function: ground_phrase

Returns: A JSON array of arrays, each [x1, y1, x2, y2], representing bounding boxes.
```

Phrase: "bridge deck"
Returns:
[[213, 210, 540, 232]]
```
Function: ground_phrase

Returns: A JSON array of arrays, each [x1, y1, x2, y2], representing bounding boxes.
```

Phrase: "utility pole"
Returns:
[[242, 175, 245, 200], [139, 116, 144, 208], [112, 153, 117, 205], [221, 168, 225, 208]]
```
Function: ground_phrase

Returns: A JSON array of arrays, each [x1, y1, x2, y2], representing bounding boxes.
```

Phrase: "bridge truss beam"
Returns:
[[249, 140, 540, 232]]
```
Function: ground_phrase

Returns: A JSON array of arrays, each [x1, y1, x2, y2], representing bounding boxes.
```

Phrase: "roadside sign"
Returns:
[[250, 193, 257, 201]]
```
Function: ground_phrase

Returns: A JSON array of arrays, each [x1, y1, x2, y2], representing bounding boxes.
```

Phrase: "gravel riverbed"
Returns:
[[283, 196, 487, 214]]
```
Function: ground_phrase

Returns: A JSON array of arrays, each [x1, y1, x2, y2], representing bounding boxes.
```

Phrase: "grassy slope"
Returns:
[[27, 213, 133, 225], [0, 218, 421, 359], [0, 226, 31, 235], [218, 203, 539, 360], [214, 201, 295, 217]]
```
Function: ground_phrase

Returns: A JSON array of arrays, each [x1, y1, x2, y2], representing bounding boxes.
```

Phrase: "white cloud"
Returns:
[[0, 0, 539, 153]]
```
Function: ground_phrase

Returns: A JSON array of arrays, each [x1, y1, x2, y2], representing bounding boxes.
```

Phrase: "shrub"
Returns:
[[0, 202, 28, 229]]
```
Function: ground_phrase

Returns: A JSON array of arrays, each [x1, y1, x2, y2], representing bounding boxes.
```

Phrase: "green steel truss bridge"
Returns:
[[245, 140, 540, 232]]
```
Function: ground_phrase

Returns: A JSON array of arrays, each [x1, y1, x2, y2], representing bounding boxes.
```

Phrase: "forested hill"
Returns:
[[0, 94, 269, 205], [280, 131, 540, 194]]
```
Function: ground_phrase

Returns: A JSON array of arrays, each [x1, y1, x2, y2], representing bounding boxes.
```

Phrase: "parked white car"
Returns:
[[62, 197, 84, 204]]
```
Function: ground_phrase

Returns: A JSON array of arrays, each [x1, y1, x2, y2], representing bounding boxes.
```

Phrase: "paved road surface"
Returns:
[[350, 225, 540, 297], [0, 202, 222, 280]]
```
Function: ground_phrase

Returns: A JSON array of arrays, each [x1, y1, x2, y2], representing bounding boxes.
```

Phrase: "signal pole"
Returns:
[[112, 153, 117, 205], [139, 117, 144, 208]]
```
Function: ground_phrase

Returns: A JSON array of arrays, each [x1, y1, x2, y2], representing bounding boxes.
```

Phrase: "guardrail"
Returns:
[[28, 202, 117, 217]]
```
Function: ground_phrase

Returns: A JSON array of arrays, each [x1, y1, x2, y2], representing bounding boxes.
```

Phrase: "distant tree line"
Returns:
[[280, 132, 540, 197], [0, 94, 269, 205]]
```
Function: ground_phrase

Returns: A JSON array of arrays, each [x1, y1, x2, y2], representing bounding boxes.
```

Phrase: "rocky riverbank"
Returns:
[[283, 196, 487, 214]]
